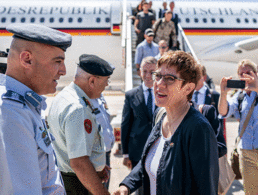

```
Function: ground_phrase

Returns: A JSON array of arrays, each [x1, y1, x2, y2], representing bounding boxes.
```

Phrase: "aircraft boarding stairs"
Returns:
[[112, 8, 221, 151], [128, 23, 200, 89]]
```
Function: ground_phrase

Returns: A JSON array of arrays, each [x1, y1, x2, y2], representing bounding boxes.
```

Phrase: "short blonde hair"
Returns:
[[237, 59, 257, 74]]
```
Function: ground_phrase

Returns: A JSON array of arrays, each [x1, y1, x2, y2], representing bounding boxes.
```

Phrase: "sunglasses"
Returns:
[[152, 72, 185, 85], [159, 46, 168, 49]]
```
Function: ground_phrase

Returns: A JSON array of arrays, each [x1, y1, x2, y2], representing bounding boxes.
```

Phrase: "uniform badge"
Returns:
[[84, 119, 92, 134], [104, 102, 109, 110]]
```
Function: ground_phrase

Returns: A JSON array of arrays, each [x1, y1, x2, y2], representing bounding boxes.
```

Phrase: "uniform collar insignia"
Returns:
[[25, 91, 42, 108]]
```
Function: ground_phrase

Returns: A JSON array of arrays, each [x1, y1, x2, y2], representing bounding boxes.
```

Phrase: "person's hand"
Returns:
[[135, 28, 141, 34], [220, 76, 232, 94], [241, 71, 258, 93], [112, 185, 129, 195], [129, 15, 136, 20], [123, 157, 132, 169], [97, 165, 111, 183]]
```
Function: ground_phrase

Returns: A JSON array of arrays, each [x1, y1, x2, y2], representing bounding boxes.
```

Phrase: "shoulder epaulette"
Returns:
[[82, 97, 100, 114], [2, 90, 25, 105]]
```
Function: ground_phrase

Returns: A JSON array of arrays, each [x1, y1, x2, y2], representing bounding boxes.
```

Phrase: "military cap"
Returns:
[[145, 28, 154, 37], [78, 54, 114, 76], [6, 23, 72, 51]]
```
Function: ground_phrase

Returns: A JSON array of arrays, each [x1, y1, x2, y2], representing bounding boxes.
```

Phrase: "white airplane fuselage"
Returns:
[[0, 1, 258, 84]]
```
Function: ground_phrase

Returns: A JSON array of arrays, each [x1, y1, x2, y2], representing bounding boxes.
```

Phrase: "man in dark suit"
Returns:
[[192, 65, 226, 151], [121, 56, 157, 169], [169, 1, 179, 36], [192, 65, 220, 111]]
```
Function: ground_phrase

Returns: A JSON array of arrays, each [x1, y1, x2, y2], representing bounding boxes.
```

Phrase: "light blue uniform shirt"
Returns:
[[135, 40, 159, 65], [0, 74, 65, 195], [222, 90, 258, 150], [91, 95, 115, 152], [0, 129, 13, 194]]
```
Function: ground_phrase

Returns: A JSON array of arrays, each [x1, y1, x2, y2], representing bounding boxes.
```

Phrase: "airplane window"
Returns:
[[40, 18, 45, 23], [236, 18, 241, 23], [220, 18, 224, 23], [105, 17, 110, 23], [1, 18, 6, 23], [253, 18, 257, 23], [96, 17, 101, 23], [203, 18, 207, 23], [194, 18, 199, 23], [21, 18, 26, 23], [31, 18, 35, 23], [59, 18, 64, 23], [11, 18, 16, 23], [186, 18, 190, 23], [245, 18, 249, 23], [78, 17, 82, 23], [50, 18, 54, 23], [68, 17, 73, 23], [211, 18, 216, 23]]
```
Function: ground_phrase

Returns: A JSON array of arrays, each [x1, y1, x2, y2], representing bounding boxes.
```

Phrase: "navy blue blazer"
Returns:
[[199, 104, 227, 157], [121, 85, 156, 162], [121, 106, 219, 195], [204, 87, 220, 113]]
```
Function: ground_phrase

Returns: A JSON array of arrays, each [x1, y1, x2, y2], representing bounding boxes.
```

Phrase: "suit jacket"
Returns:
[[204, 87, 220, 113], [201, 104, 227, 158], [121, 85, 156, 162]]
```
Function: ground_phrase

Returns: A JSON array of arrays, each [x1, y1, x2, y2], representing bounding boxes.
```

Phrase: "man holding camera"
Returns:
[[218, 59, 258, 195]]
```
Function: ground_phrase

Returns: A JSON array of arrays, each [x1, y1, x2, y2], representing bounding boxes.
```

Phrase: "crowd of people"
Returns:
[[0, 1, 258, 195]]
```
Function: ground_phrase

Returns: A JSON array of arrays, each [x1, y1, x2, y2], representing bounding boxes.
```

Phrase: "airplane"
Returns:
[[0, 0, 258, 85]]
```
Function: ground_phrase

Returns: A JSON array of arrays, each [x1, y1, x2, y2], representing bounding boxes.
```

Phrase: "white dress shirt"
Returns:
[[192, 85, 207, 105]]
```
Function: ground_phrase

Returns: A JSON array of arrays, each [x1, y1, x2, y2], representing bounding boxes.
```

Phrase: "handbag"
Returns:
[[230, 148, 242, 180], [230, 94, 257, 180], [218, 155, 235, 195]]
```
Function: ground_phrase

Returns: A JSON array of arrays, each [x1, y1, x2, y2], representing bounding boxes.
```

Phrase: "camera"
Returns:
[[227, 80, 245, 89]]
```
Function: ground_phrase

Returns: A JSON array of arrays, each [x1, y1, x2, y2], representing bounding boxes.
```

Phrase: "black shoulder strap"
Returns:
[[237, 90, 245, 117], [154, 19, 162, 37], [209, 89, 216, 107]]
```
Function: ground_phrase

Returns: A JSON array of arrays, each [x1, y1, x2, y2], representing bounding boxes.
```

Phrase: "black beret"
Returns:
[[6, 23, 72, 51], [78, 54, 114, 76]]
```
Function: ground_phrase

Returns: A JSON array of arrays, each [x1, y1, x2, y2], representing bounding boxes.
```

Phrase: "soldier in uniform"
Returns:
[[0, 23, 72, 194], [47, 54, 113, 195]]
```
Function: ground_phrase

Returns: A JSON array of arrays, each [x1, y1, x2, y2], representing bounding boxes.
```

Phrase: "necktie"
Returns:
[[147, 88, 153, 118], [194, 91, 199, 104]]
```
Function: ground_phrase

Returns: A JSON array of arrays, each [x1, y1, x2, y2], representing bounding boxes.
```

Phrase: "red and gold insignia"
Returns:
[[84, 119, 92, 134]]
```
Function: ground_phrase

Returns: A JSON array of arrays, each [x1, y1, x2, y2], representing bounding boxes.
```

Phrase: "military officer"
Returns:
[[92, 94, 115, 190], [0, 23, 72, 194], [47, 54, 113, 195]]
